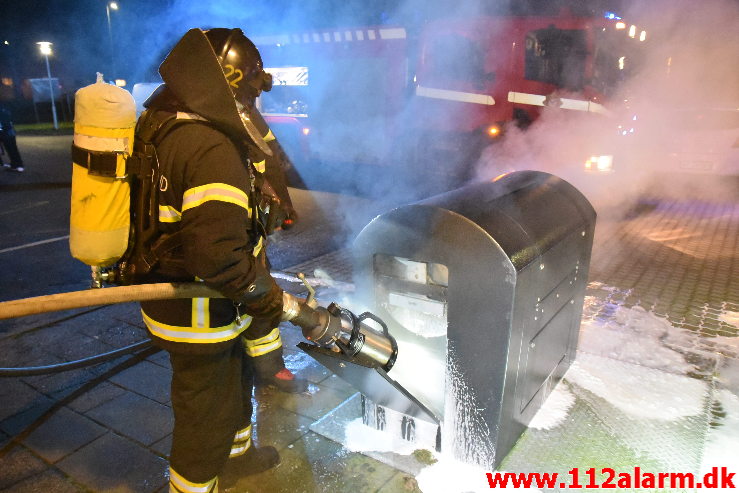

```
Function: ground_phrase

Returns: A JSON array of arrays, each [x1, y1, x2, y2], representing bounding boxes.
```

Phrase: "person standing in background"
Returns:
[[0, 105, 24, 172]]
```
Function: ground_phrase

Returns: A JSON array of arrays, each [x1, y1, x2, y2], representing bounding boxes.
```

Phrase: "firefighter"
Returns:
[[137, 28, 300, 490]]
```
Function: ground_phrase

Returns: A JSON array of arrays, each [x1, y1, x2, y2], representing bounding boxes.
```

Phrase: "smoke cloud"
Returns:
[[20, 0, 733, 245], [473, 0, 739, 215], [55, 0, 734, 243]]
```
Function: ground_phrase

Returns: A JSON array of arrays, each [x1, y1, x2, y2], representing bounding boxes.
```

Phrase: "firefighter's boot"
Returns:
[[222, 445, 280, 486]]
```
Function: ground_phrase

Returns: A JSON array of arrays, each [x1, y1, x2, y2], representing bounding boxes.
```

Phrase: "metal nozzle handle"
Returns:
[[297, 272, 318, 308]]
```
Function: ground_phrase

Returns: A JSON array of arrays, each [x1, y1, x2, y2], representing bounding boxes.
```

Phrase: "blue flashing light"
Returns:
[[604, 11, 622, 20]]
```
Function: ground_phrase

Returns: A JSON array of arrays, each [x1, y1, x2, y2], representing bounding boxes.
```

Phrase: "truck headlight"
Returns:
[[485, 124, 502, 138], [584, 155, 614, 172]]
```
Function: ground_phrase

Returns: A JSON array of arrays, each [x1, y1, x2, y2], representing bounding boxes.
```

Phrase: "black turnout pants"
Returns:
[[167, 338, 253, 483], [0, 132, 22, 166]]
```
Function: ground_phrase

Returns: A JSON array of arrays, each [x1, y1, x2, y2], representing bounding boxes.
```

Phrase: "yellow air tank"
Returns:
[[70, 73, 136, 267]]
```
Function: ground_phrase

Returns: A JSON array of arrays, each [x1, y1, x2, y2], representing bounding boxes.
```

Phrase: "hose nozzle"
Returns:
[[281, 292, 397, 371]]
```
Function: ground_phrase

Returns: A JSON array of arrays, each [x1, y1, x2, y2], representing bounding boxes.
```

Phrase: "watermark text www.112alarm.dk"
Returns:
[[487, 467, 736, 489]]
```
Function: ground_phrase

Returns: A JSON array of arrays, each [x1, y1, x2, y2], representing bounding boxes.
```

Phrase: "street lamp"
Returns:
[[36, 41, 58, 130], [106, 1, 119, 78]]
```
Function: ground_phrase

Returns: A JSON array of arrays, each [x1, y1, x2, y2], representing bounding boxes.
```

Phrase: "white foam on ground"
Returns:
[[343, 418, 417, 455], [528, 381, 575, 430], [579, 300, 695, 373], [568, 352, 707, 420], [700, 389, 739, 486], [338, 282, 735, 489], [343, 418, 529, 493], [416, 457, 542, 493]]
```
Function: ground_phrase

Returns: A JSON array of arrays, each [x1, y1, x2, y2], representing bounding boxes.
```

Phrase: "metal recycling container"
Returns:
[[301, 170, 596, 467]]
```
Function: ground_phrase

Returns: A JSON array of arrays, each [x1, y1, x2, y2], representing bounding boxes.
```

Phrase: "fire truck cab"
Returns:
[[255, 27, 409, 172], [254, 9, 646, 193]]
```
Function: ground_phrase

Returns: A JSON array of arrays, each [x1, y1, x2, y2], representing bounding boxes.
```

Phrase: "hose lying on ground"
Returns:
[[0, 282, 219, 377], [0, 339, 153, 377]]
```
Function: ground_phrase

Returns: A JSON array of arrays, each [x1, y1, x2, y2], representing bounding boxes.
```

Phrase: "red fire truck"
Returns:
[[253, 8, 647, 193]]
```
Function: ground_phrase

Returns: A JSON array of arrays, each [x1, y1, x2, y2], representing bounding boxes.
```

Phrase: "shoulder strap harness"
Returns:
[[116, 110, 192, 284]]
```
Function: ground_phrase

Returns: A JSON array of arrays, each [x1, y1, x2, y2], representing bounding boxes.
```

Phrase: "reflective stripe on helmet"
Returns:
[[181, 183, 250, 214], [243, 327, 282, 357], [169, 466, 218, 493], [142, 309, 252, 343], [253, 159, 266, 173]]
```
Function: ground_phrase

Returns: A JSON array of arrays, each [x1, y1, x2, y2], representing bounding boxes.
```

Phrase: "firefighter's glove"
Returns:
[[264, 197, 289, 235], [282, 206, 298, 230], [236, 264, 284, 323]]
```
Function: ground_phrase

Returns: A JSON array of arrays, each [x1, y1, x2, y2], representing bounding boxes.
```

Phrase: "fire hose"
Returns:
[[0, 282, 222, 377], [0, 274, 397, 377]]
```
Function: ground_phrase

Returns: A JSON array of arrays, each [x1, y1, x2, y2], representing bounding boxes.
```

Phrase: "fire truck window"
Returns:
[[426, 34, 486, 89], [592, 30, 645, 97], [524, 28, 587, 91]]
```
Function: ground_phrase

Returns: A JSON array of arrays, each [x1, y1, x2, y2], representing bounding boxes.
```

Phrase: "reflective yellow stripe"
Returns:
[[246, 338, 282, 356], [182, 183, 250, 214], [244, 328, 283, 357], [245, 327, 280, 347], [252, 236, 263, 257], [159, 205, 182, 223], [142, 309, 252, 343], [253, 159, 266, 173], [234, 424, 252, 441], [229, 437, 252, 457], [192, 298, 210, 329], [230, 424, 253, 457], [169, 467, 218, 493], [263, 129, 276, 142]]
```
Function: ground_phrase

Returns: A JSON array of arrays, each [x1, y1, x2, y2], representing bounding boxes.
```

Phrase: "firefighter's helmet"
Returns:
[[157, 28, 272, 159], [204, 28, 273, 107]]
